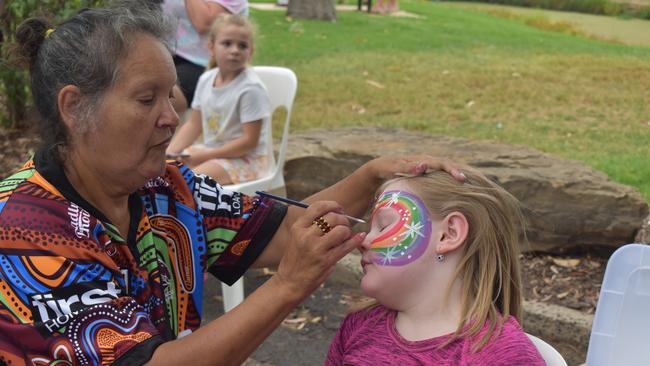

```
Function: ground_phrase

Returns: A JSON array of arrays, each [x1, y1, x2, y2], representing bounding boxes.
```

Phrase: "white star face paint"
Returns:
[[369, 190, 432, 266]]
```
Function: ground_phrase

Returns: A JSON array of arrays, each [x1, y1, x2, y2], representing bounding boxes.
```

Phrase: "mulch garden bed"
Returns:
[[521, 252, 606, 313]]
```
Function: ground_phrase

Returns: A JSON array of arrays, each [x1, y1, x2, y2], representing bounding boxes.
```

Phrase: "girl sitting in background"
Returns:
[[326, 166, 545, 365], [167, 14, 270, 184]]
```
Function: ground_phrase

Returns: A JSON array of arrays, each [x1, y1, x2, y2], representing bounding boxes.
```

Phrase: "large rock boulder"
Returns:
[[283, 127, 649, 253]]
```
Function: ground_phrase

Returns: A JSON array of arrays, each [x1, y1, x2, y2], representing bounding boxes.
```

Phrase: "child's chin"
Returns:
[[360, 278, 380, 299]]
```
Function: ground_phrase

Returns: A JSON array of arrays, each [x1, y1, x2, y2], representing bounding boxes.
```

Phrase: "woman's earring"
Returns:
[[436, 254, 445, 262]]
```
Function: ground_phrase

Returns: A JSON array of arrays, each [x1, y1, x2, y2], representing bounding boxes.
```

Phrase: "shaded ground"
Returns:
[[203, 270, 360, 365], [521, 253, 606, 313]]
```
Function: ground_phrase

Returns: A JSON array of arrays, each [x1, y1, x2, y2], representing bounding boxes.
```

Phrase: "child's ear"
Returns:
[[436, 212, 469, 255]]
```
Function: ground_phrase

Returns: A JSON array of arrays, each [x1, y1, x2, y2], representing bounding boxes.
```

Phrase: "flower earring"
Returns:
[[436, 254, 445, 262]]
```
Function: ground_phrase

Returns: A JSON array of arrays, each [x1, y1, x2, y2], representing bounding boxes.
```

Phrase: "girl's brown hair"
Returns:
[[356, 165, 526, 352], [207, 14, 256, 69]]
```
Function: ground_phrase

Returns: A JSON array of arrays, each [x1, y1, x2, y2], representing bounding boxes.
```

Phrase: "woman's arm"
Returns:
[[252, 156, 466, 268], [184, 120, 262, 165], [146, 201, 364, 366], [167, 109, 203, 155], [184, 0, 229, 34]]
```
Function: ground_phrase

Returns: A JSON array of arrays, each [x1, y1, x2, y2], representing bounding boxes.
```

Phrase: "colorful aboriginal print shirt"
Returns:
[[0, 150, 286, 365]]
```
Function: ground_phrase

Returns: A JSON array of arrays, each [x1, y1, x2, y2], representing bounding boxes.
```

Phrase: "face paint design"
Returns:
[[369, 190, 432, 266]]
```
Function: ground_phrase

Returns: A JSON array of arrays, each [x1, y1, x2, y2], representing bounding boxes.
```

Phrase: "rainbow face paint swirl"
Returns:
[[369, 190, 432, 266]]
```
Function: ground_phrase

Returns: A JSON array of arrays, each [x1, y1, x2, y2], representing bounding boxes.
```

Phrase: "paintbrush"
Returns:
[[166, 153, 191, 159], [256, 191, 366, 224]]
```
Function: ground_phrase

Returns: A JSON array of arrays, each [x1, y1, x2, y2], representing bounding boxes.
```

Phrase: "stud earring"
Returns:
[[436, 254, 445, 262]]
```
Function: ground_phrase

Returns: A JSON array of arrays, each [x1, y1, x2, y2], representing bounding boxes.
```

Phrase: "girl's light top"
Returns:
[[192, 68, 271, 158]]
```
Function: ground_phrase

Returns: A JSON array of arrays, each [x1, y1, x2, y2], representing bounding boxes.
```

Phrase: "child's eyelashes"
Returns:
[[373, 218, 393, 233]]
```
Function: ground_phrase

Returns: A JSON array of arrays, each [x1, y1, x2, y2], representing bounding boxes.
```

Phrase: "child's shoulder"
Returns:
[[467, 316, 545, 365], [492, 316, 531, 343], [197, 67, 219, 86], [240, 68, 267, 89]]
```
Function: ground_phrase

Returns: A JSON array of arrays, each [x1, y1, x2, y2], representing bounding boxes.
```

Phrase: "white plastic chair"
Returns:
[[220, 66, 298, 312], [586, 243, 650, 366], [526, 333, 568, 366]]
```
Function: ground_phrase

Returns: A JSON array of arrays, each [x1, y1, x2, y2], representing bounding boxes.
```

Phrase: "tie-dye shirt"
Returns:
[[163, 0, 249, 67], [0, 149, 286, 365]]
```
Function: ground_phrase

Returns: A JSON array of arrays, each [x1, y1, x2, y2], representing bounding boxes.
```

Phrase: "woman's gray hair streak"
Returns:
[[15, 0, 175, 154]]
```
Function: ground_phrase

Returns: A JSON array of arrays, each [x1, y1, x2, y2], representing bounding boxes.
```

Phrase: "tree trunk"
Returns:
[[287, 0, 337, 21]]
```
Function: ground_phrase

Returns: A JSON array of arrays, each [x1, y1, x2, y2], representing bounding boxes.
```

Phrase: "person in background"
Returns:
[[371, 0, 398, 15], [163, 0, 249, 115], [166, 14, 269, 185], [326, 166, 545, 365], [0, 2, 465, 365]]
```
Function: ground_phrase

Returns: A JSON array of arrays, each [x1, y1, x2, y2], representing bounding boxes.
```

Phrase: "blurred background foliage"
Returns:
[[0, 0, 106, 129]]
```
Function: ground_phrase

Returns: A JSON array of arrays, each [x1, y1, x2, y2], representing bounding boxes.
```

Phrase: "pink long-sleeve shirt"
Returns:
[[326, 306, 546, 366]]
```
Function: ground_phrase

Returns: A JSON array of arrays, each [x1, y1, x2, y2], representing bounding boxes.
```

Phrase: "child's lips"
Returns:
[[360, 258, 373, 272]]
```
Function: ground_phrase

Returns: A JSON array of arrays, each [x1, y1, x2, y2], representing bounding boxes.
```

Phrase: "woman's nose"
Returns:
[[158, 102, 180, 129]]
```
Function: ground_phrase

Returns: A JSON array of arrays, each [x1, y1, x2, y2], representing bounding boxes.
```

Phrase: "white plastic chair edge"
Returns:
[[586, 243, 648, 366], [222, 278, 245, 312], [526, 333, 568, 366]]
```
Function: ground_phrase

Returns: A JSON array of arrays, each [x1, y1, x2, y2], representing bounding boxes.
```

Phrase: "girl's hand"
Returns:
[[367, 155, 466, 182], [274, 201, 366, 298], [180, 146, 208, 167]]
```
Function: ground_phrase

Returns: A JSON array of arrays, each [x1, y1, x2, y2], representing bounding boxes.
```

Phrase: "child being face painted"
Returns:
[[359, 180, 447, 311], [327, 168, 546, 366]]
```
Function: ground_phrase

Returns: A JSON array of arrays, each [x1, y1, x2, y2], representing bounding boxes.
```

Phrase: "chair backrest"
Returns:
[[586, 243, 650, 366], [526, 333, 568, 366], [224, 66, 297, 195]]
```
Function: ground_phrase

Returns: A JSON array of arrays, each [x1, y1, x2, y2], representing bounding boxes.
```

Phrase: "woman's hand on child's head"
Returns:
[[368, 155, 466, 182], [275, 201, 366, 298]]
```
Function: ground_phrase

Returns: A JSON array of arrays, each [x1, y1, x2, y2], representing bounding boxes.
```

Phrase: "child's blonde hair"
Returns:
[[358, 165, 526, 352], [207, 14, 256, 69]]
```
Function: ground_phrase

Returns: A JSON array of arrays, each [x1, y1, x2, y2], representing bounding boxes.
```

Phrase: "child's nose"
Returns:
[[360, 233, 373, 251]]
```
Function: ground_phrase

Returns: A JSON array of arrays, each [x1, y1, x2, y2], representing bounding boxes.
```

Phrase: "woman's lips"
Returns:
[[152, 136, 172, 149]]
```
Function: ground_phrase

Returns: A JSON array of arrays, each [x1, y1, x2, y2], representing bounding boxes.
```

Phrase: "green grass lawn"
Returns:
[[446, 1, 650, 47], [249, 0, 650, 202]]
